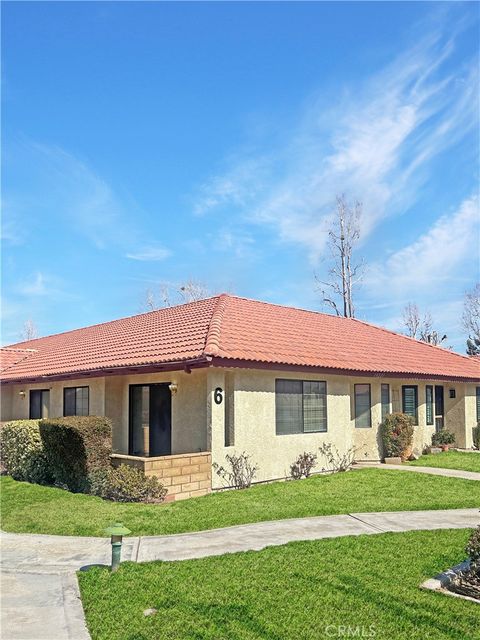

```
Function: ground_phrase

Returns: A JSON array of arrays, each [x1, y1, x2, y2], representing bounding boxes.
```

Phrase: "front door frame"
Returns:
[[128, 383, 172, 457]]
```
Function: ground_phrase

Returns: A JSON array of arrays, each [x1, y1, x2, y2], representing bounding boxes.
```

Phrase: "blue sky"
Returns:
[[2, 1, 479, 352]]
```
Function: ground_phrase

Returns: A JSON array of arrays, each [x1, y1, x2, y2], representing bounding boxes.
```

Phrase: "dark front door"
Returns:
[[434, 385, 444, 432], [129, 384, 172, 457]]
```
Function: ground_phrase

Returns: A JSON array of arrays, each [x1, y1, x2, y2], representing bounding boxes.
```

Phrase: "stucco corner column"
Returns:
[[206, 369, 226, 487]]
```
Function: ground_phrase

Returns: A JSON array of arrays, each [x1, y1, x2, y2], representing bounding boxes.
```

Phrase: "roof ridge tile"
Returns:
[[204, 294, 229, 357]]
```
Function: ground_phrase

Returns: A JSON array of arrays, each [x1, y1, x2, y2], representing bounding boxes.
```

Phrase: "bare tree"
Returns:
[[315, 195, 364, 318], [141, 288, 157, 312], [402, 303, 421, 338], [402, 304, 447, 346], [21, 319, 38, 341], [139, 280, 211, 312], [462, 283, 480, 355], [178, 280, 210, 303]]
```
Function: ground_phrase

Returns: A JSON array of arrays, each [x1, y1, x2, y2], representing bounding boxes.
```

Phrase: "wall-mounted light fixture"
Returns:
[[168, 382, 178, 394], [449, 389, 456, 399], [18, 390, 26, 399]]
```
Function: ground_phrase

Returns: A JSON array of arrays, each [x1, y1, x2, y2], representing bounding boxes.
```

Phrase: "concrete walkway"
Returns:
[[1, 508, 479, 640], [357, 462, 480, 481]]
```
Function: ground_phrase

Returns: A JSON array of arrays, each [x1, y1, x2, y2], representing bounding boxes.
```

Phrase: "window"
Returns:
[[354, 384, 371, 428], [402, 385, 418, 424], [476, 387, 480, 423], [425, 386, 434, 425], [29, 389, 50, 419], [275, 379, 327, 435], [64, 386, 89, 416], [381, 384, 390, 422]]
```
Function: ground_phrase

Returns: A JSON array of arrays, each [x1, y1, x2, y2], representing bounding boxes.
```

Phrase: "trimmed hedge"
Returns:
[[0, 420, 52, 484], [473, 423, 480, 450], [380, 413, 414, 460], [40, 416, 112, 493]]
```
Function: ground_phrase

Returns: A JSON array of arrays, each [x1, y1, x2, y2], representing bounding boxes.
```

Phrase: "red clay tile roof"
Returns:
[[2, 294, 479, 382], [0, 348, 37, 373]]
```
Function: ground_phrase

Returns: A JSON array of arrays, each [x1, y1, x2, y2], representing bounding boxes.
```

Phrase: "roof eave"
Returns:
[[0, 356, 213, 385], [209, 357, 480, 383]]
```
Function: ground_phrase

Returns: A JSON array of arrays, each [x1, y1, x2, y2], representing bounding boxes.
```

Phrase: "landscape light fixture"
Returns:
[[105, 523, 131, 572]]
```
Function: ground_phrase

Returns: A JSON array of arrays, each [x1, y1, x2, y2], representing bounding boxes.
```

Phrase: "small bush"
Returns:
[[466, 525, 480, 563], [473, 423, 480, 450], [318, 443, 356, 472], [0, 420, 52, 484], [431, 429, 455, 447], [380, 413, 414, 460], [89, 464, 167, 503], [213, 452, 258, 489], [290, 452, 317, 480], [40, 416, 112, 493]]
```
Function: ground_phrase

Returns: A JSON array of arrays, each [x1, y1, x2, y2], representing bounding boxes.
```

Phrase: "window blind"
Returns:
[[402, 386, 418, 424], [381, 384, 390, 422]]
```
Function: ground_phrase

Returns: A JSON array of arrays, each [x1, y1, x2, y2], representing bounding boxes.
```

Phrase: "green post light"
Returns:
[[105, 523, 131, 572]]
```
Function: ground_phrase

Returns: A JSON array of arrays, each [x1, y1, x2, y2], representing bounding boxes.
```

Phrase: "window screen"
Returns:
[[402, 385, 418, 424], [303, 381, 327, 433], [381, 384, 390, 422], [64, 387, 89, 416], [354, 384, 371, 428], [275, 379, 327, 435], [426, 386, 434, 425]]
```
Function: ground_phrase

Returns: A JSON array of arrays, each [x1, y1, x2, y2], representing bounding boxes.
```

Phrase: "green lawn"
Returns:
[[2, 468, 479, 537], [79, 529, 478, 640], [406, 451, 480, 473]]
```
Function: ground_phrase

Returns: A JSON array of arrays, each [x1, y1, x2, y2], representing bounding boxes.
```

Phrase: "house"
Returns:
[[1, 294, 479, 500]]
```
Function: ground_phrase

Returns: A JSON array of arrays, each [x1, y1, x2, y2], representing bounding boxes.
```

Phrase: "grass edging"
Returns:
[[421, 559, 480, 605]]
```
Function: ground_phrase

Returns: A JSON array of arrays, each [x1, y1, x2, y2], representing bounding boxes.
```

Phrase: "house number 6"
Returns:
[[214, 387, 223, 405]]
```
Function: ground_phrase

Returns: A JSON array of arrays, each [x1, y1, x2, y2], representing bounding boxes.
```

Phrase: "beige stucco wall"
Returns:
[[209, 368, 352, 489], [0, 384, 13, 422], [2, 377, 105, 421], [106, 369, 208, 455], [208, 369, 474, 488], [350, 377, 438, 460], [0, 370, 208, 456], [1, 367, 475, 488]]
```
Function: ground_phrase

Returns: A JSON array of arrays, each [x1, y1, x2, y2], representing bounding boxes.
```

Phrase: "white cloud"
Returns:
[[17, 271, 75, 301], [367, 195, 479, 295], [192, 12, 478, 263], [19, 272, 48, 296], [126, 246, 171, 261], [3, 140, 172, 259]]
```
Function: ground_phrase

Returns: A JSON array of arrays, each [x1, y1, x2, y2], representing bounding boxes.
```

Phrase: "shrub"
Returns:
[[89, 464, 167, 503], [40, 416, 112, 493], [380, 413, 414, 460], [473, 423, 480, 450], [318, 443, 357, 472], [431, 429, 455, 447], [0, 420, 52, 484], [290, 452, 317, 480], [466, 525, 480, 563], [213, 452, 258, 489]]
